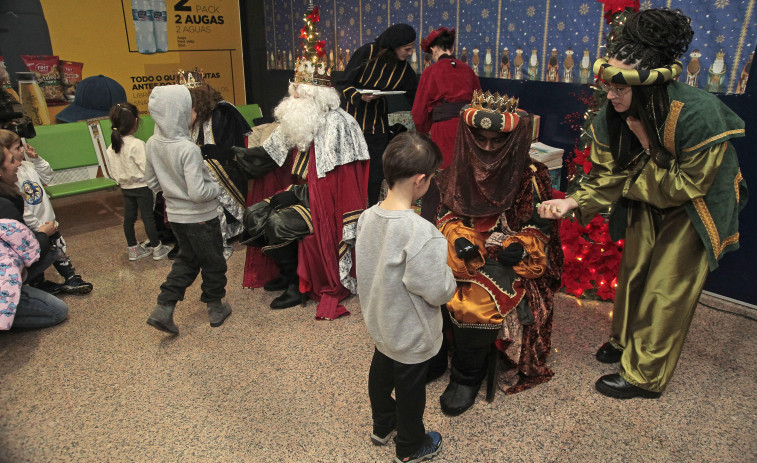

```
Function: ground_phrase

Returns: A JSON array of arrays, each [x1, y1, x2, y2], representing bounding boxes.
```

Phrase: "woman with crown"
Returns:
[[538, 9, 747, 399], [432, 89, 563, 416], [180, 73, 252, 260]]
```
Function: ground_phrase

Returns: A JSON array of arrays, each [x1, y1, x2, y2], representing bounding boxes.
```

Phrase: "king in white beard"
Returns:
[[236, 80, 370, 317], [273, 83, 342, 152]]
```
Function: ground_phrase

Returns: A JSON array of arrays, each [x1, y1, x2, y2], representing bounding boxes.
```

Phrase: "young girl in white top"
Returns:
[[105, 102, 170, 261]]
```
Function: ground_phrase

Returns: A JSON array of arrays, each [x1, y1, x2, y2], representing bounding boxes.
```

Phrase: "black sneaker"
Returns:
[[394, 432, 442, 463], [32, 279, 64, 295], [59, 275, 93, 294]]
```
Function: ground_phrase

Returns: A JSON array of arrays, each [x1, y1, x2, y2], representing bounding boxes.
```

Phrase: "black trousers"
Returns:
[[368, 347, 430, 458], [364, 132, 389, 206], [157, 217, 227, 305], [122, 186, 160, 247], [450, 325, 500, 385]]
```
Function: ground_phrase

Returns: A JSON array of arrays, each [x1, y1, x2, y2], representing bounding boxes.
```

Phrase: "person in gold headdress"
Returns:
[[538, 9, 748, 399], [434, 89, 563, 416]]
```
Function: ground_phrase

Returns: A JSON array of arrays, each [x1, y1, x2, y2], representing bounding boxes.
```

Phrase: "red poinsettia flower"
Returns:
[[573, 146, 592, 174], [314, 40, 326, 57], [308, 6, 320, 23], [300, 26, 308, 39], [597, 0, 640, 24]]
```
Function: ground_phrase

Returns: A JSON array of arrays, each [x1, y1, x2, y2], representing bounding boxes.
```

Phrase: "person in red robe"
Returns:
[[411, 27, 481, 169], [233, 54, 370, 320]]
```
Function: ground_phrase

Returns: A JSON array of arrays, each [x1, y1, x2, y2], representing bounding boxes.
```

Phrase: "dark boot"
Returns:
[[147, 303, 178, 334], [263, 276, 288, 291], [208, 301, 232, 327], [270, 282, 306, 309], [264, 241, 307, 309], [439, 364, 482, 416]]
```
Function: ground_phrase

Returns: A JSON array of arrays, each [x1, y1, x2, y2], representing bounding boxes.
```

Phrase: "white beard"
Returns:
[[273, 96, 324, 152]]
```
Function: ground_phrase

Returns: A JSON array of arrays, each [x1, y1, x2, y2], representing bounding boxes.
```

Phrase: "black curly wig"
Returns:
[[611, 8, 694, 69]]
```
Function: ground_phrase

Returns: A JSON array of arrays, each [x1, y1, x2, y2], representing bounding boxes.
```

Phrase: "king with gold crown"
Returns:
[[231, 2, 370, 320], [425, 88, 563, 415]]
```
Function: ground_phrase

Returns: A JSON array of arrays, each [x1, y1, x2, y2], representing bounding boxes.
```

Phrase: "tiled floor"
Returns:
[[0, 190, 755, 462]]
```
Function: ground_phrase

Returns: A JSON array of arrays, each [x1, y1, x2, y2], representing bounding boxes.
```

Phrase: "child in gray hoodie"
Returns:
[[144, 85, 231, 334], [356, 132, 456, 463]]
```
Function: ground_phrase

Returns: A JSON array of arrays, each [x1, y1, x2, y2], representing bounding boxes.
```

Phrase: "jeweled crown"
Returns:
[[293, 56, 332, 87], [177, 68, 204, 88], [469, 89, 519, 114]]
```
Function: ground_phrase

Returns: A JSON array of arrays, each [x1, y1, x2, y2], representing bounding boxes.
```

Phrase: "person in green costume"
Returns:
[[538, 8, 748, 399]]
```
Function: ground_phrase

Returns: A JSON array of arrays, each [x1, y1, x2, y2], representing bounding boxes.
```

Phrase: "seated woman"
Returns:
[[434, 91, 562, 416], [189, 83, 253, 259], [0, 147, 68, 330]]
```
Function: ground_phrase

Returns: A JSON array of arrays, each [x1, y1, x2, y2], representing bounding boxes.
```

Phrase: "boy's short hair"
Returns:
[[383, 131, 443, 188]]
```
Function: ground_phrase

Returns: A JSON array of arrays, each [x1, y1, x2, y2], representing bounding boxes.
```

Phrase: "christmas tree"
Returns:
[[559, 1, 639, 300], [299, 2, 326, 63]]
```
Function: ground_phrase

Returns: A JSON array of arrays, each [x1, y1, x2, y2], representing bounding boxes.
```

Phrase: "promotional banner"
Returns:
[[37, 0, 245, 116]]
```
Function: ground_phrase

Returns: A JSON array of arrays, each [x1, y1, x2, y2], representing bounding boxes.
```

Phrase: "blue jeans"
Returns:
[[157, 218, 227, 305], [11, 286, 69, 330]]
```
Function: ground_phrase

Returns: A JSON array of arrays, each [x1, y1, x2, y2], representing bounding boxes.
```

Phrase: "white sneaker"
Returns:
[[128, 243, 152, 261], [151, 242, 172, 260]]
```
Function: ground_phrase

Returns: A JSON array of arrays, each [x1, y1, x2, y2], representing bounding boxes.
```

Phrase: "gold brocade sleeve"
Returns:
[[502, 233, 547, 279], [624, 143, 727, 209], [438, 220, 485, 279], [570, 141, 627, 226]]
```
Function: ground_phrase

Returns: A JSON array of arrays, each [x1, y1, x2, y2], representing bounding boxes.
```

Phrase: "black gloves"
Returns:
[[268, 190, 299, 210], [454, 237, 479, 259], [200, 144, 234, 162], [497, 243, 525, 267]]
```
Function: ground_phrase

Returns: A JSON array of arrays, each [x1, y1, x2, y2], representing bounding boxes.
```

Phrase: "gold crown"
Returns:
[[293, 56, 333, 87], [469, 89, 519, 114], [177, 68, 204, 88]]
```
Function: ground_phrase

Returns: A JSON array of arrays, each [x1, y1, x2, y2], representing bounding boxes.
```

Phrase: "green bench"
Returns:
[[236, 104, 262, 128], [31, 121, 118, 199], [31, 104, 261, 200]]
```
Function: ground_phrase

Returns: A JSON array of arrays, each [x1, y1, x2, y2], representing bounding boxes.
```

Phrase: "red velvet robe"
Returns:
[[243, 143, 369, 320], [411, 57, 481, 168]]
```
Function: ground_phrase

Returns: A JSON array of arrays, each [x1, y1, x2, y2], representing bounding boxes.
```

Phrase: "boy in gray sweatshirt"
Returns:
[[356, 132, 456, 463], [144, 85, 231, 334]]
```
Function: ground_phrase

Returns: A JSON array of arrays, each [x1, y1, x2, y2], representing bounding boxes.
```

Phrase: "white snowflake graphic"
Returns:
[[716, 34, 726, 43], [527, 6, 536, 17], [582, 36, 589, 43], [366, 4, 371, 12], [466, 24, 472, 32], [557, 22, 565, 31], [715, 0, 729, 9], [408, 13, 414, 22], [579, 3, 590, 15], [395, 1, 401, 10], [641, 0, 652, 9], [508, 23, 516, 32], [530, 36, 536, 43], [443, 11, 449, 20], [377, 16, 383, 24], [428, 0, 435, 7], [482, 9, 489, 19]]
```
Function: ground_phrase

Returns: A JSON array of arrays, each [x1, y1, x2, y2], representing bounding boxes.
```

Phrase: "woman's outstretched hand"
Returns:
[[537, 198, 578, 219]]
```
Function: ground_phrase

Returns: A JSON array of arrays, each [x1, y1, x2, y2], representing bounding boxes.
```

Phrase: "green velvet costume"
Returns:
[[571, 80, 748, 392]]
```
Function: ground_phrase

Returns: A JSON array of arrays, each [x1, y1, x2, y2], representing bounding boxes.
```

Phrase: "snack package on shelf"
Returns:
[[20, 55, 66, 105], [59, 61, 84, 102]]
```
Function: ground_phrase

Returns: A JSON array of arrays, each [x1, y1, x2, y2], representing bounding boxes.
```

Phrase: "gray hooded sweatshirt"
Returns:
[[145, 85, 221, 224]]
